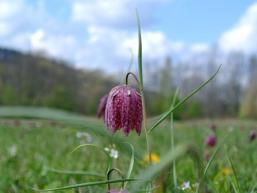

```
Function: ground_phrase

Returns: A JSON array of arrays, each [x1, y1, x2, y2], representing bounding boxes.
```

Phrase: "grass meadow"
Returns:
[[0, 107, 256, 193]]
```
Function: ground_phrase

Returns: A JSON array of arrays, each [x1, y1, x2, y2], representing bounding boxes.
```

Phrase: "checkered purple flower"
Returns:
[[105, 85, 143, 136], [205, 135, 216, 147]]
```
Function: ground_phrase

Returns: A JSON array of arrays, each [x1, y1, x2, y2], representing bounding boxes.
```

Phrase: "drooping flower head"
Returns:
[[205, 135, 216, 147], [249, 130, 256, 141], [107, 189, 129, 193], [105, 85, 142, 136], [97, 95, 108, 118]]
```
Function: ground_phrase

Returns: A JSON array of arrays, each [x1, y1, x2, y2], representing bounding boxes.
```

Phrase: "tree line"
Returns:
[[0, 47, 257, 119]]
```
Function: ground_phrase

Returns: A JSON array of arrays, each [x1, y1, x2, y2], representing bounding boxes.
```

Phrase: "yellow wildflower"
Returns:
[[221, 167, 232, 176], [143, 153, 160, 164]]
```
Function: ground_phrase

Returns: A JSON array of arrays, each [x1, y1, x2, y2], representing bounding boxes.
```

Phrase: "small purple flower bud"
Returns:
[[205, 135, 216, 147], [107, 189, 129, 193], [249, 130, 256, 141], [97, 95, 108, 118], [105, 85, 143, 136]]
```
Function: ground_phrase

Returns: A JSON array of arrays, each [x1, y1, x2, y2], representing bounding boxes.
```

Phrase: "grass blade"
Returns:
[[195, 134, 229, 193], [203, 145, 220, 176], [231, 182, 240, 193], [46, 167, 105, 178], [71, 144, 111, 173], [148, 64, 222, 133], [170, 88, 179, 192], [124, 143, 135, 188], [227, 155, 241, 193], [130, 145, 187, 193], [250, 183, 257, 193], [203, 133, 229, 177], [136, 9, 143, 86], [71, 144, 106, 154], [32, 179, 137, 192]]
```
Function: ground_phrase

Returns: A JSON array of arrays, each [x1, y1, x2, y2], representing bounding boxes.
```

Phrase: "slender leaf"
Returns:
[[46, 167, 105, 177], [148, 64, 222, 133], [203, 146, 220, 176], [231, 181, 240, 193], [203, 133, 229, 177], [170, 88, 179, 192], [71, 144, 106, 155], [32, 179, 137, 192], [136, 10, 143, 86], [227, 155, 241, 193], [250, 183, 257, 193], [130, 145, 187, 193], [71, 144, 111, 173], [124, 143, 135, 188]]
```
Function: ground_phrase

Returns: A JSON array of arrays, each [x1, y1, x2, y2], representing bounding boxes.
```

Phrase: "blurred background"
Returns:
[[1, 0, 257, 119]]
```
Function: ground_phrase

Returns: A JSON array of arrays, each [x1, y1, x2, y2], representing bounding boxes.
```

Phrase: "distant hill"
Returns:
[[0, 47, 189, 118], [0, 47, 116, 114]]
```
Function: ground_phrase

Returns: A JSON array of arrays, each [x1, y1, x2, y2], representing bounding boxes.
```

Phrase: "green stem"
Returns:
[[107, 168, 125, 190], [141, 90, 152, 165], [125, 72, 140, 85], [170, 89, 179, 192], [136, 10, 152, 166], [136, 10, 152, 193]]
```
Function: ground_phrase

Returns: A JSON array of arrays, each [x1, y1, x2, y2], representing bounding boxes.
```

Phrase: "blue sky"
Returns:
[[1, 0, 257, 71], [155, 0, 255, 43]]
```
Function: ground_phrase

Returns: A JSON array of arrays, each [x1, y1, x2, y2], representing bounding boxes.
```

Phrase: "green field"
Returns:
[[0, 107, 256, 193]]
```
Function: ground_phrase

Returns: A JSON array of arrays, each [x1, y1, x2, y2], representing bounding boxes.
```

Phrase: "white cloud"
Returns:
[[0, 0, 212, 72], [30, 29, 45, 49], [0, 0, 24, 36], [122, 31, 171, 60], [219, 2, 257, 53], [28, 29, 78, 61], [73, 25, 211, 71], [71, 0, 167, 29], [0, 0, 23, 19], [0, 22, 11, 36], [67, 0, 174, 70]]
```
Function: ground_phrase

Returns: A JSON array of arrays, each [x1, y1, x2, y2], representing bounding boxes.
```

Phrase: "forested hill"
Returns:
[[1, 47, 256, 119], [0, 47, 116, 114]]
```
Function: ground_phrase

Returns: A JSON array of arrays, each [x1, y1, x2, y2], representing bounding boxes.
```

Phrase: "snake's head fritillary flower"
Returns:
[[105, 85, 143, 136], [249, 130, 256, 141], [108, 189, 128, 193], [205, 135, 216, 147], [97, 95, 108, 118]]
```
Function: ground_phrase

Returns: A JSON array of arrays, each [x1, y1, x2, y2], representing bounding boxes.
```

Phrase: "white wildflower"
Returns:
[[76, 131, 93, 143], [104, 146, 118, 159], [181, 181, 190, 190], [109, 148, 119, 159], [8, 145, 17, 157]]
